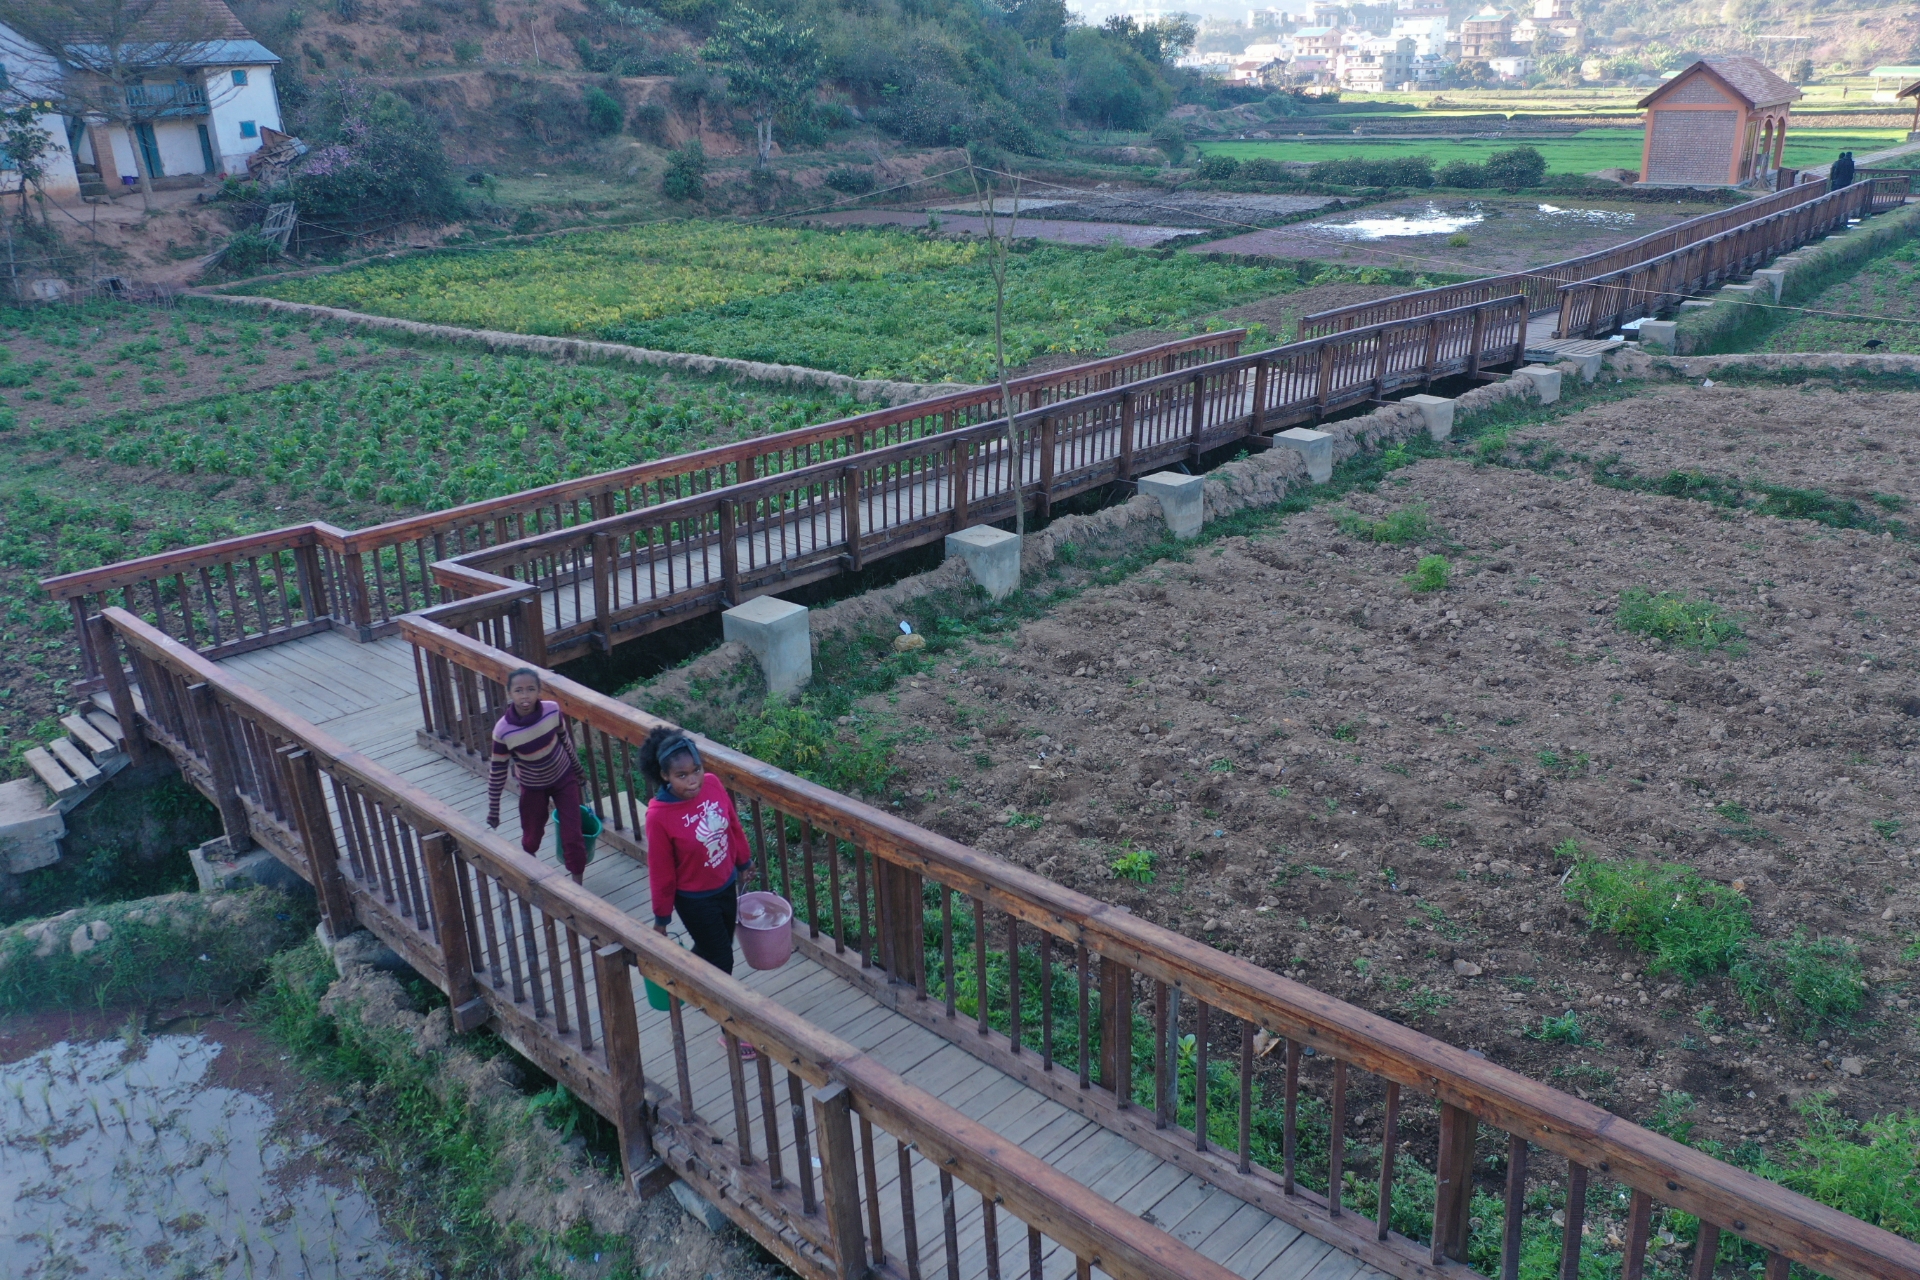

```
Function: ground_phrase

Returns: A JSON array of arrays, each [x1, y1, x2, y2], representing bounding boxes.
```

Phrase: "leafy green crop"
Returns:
[[1613, 588, 1743, 651], [1110, 848, 1157, 883], [1405, 554, 1450, 592], [1564, 852, 1753, 979]]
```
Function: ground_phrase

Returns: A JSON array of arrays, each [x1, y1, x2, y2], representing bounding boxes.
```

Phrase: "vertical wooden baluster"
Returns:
[[939, 1169, 960, 1280], [1076, 1259, 1090, 1280], [854, 842, 870, 966], [776, 815, 793, 906], [1026, 1226, 1042, 1280], [725, 1032, 754, 1164], [1762, 1253, 1789, 1280], [421, 833, 480, 1029], [942, 885, 955, 1019], [813, 1084, 865, 1280], [896, 1139, 920, 1280], [1560, 1162, 1588, 1280], [1327, 1058, 1346, 1216], [1238, 1019, 1254, 1175], [1433, 1104, 1478, 1265], [1193, 1001, 1210, 1152], [790, 1071, 817, 1215], [473, 874, 505, 992], [803, 822, 820, 938], [1005, 915, 1020, 1054], [668, 995, 695, 1119], [1377, 1082, 1401, 1241], [859, 1117, 884, 1267], [1620, 1188, 1653, 1280], [982, 1194, 1001, 1280], [1153, 981, 1170, 1129], [750, 798, 768, 892], [593, 945, 651, 1184], [757, 1052, 785, 1190], [568, 928, 592, 1048], [1077, 945, 1090, 1090], [1039, 932, 1053, 1070], [974, 898, 989, 1038], [518, 899, 548, 1020], [827, 834, 845, 954], [1690, 1223, 1721, 1280], [1283, 1039, 1300, 1195]]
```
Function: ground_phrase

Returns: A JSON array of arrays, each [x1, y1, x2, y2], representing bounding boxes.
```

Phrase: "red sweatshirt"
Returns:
[[645, 773, 752, 924]]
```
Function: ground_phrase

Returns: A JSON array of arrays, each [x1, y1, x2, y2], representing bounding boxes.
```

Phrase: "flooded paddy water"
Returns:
[[0, 1012, 419, 1279]]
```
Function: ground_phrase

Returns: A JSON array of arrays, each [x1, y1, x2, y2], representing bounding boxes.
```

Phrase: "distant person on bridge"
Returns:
[[1831, 151, 1855, 189], [641, 725, 753, 987], [485, 668, 590, 884]]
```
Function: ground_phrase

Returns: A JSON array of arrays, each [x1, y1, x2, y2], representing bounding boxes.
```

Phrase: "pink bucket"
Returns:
[[736, 891, 794, 970]]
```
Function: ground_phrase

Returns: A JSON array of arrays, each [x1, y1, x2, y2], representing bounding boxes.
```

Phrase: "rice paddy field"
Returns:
[[1195, 128, 1911, 177], [235, 224, 1348, 383]]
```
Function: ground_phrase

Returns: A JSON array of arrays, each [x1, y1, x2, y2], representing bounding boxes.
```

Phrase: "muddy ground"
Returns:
[[872, 382, 1920, 1151]]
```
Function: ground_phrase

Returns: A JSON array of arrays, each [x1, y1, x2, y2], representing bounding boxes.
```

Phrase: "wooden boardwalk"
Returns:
[[221, 630, 1386, 1280]]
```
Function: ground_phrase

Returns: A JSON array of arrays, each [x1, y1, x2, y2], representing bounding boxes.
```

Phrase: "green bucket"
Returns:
[[645, 936, 686, 1011], [552, 804, 604, 865]]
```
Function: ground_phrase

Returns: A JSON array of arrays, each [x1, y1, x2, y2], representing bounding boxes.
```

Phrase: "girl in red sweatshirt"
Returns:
[[641, 725, 752, 977]]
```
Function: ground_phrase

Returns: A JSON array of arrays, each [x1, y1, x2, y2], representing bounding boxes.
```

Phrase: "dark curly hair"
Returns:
[[638, 724, 702, 791]]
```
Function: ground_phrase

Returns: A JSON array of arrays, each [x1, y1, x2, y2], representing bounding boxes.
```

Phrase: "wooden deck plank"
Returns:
[[1220, 1215, 1308, 1276]]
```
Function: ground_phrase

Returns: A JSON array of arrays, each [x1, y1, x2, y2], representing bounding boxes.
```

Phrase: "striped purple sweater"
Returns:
[[486, 700, 582, 818]]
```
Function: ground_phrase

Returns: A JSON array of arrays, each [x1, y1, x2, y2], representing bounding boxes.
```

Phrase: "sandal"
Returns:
[[716, 1034, 757, 1061]]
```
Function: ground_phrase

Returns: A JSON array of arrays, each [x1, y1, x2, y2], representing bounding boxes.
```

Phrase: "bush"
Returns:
[[1483, 146, 1547, 188], [1239, 157, 1289, 183], [629, 100, 668, 145], [1308, 155, 1434, 188], [221, 229, 282, 275], [660, 140, 706, 201], [1434, 159, 1486, 188], [1151, 118, 1186, 165], [583, 85, 623, 135], [1732, 932, 1866, 1036], [822, 166, 876, 195], [1614, 588, 1743, 651], [288, 76, 464, 225], [1564, 852, 1753, 979], [453, 38, 481, 64], [1194, 154, 1239, 180], [1404, 555, 1449, 592]]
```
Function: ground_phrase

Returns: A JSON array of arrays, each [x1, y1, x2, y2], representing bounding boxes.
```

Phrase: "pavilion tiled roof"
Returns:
[[1639, 54, 1799, 109]]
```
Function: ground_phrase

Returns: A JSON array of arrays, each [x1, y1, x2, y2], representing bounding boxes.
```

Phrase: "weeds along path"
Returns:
[[846, 380, 1920, 1171]]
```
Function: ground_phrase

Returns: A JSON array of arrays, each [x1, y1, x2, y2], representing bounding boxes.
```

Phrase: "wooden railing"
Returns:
[[1298, 178, 1839, 335], [1854, 169, 1915, 204], [429, 298, 1526, 663], [40, 334, 1241, 687], [1551, 179, 1882, 339], [399, 614, 1920, 1280], [93, 604, 1255, 1280]]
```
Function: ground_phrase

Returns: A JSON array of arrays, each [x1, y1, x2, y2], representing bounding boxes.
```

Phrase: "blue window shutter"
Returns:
[[232, 69, 248, 86], [239, 120, 257, 138]]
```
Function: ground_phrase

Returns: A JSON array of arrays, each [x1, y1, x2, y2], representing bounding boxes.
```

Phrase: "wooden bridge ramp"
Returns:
[[220, 628, 1384, 1280]]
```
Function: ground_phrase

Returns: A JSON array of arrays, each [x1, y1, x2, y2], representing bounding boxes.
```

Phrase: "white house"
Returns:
[[0, 24, 79, 198], [0, 0, 281, 199]]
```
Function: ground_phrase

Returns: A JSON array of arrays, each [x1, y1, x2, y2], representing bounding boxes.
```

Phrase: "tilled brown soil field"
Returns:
[[879, 388, 1920, 1149]]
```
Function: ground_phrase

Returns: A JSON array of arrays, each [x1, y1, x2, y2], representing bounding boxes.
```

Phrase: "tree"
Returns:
[[0, 102, 57, 220], [0, 0, 238, 210], [968, 161, 1026, 541], [287, 76, 463, 225], [702, 14, 823, 167]]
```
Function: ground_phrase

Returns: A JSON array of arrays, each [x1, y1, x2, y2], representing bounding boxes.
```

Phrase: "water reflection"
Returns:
[[0, 1034, 416, 1278]]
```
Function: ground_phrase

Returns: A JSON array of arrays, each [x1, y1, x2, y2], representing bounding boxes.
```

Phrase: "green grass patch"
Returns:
[[1526, 1010, 1592, 1044], [1613, 588, 1744, 652], [1564, 851, 1753, 979], [1336, 502, 1432, 544], [1405, 554, 1451, 592], [1730, 932, 1867, 1039], [1110, 847, 1157, 883], [1765, 1096, 1920, 1240]]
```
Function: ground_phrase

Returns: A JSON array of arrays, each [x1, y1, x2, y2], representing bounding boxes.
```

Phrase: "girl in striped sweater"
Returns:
[[485, 668, 589, 883]]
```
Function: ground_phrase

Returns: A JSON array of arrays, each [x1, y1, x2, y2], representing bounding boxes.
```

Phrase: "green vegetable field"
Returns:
[[0, 302, 860, 774], [1195, 127, 1910, 177], [239, 225, 1326, 383]]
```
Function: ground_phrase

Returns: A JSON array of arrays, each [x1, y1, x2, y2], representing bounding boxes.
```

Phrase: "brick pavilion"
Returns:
[[1637, 55, 1799, 187]]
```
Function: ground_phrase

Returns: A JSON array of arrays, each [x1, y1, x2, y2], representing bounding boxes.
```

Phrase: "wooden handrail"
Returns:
[[40, 522, 345, 601], [400, 610, 1920, 1280], [97, 604, 1248, 1280], [1299, 178, 1837, 336]]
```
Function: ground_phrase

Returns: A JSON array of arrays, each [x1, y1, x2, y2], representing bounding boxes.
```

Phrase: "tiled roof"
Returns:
[[1640, 55, 1798, 109]]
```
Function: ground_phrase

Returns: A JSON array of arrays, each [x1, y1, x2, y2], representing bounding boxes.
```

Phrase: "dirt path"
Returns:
[[873, 384, 1920, 1151]]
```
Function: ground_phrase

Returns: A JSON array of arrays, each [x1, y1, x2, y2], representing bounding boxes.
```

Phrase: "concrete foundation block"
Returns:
[[1636, 320, 1678, 352], [317, 923, 409, 976], [190, 838, 306, 895], [1719, 283, 1759, 299], [671, 1181, 730, 1233], [722, 596, 812, 697], [1679, 299, 1715, 309], [1560, 352, 1604, 383], [1271, 428, 1334, 484], [1402, 394, 1455, 441], [945, 525, 1021, 600], [1751, 268, 1786, 301], [1513, 365, 1562, 404], [1137, 472, 1207, 539], [0, 776, 63, 874]]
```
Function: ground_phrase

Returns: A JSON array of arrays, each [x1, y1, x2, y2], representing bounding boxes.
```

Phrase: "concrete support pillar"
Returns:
[[1513, 365, 1562, 404], [1271, 427, 1334, 483], [722, 596, 812, 697], [1137, 472, 1206, 540], [1402, 394, 1455, 441], [944, 525, 1021, 600], [1559, 352, 1603, 383], [1636, 320, 1678, 353], [1751, 268, 1786, 301]]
